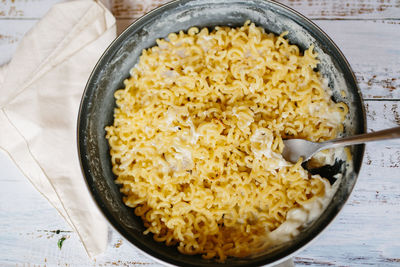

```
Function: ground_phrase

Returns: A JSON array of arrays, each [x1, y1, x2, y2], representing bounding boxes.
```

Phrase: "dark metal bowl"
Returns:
[[77, 0, 366, 266]]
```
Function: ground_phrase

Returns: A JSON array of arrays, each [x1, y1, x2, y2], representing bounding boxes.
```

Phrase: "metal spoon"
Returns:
[[282, 126, 400, 163]]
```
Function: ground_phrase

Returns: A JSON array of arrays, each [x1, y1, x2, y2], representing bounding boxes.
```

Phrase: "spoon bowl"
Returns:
[[282, 139, 324, 163], [282, 127, 400, 163]]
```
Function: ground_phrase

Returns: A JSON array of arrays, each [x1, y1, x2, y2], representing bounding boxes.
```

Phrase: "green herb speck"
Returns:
[[57, 237, 66, 249]]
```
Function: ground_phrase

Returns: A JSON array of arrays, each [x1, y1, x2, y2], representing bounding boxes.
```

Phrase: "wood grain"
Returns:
[[3, 19, 398, 99], [1, 0, 400, 266], [0, 18, 119, 66], [1, 0, 400, 20], [0, 0, 65, 19], [295, 102, 400, 267], [3, 19, 399, 99], [1, 101, 399, 266], [0, 19, 37, 65], [314, 20, 400, 100], [109, 0, 400, 20]]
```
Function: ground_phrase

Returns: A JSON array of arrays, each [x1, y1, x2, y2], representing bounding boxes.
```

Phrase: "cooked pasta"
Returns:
[[105, 21, 346, 261]]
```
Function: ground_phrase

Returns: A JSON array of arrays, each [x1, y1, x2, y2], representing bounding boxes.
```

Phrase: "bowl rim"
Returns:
[[77, 0, 366, 266]]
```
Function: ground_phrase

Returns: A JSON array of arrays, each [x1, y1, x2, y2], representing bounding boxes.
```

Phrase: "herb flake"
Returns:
[[57, 236, 66, 249]]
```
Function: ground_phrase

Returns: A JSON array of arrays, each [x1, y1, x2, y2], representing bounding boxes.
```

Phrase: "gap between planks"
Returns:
[[1, 0, 400, 20]]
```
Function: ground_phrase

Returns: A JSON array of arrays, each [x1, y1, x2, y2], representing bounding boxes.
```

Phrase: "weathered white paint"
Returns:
[[1, 101, 399, 266], [314, 20, 400, 100], [2, 19, 399, 97], [0, 19, 37, 66], [0, 0, 65, 19], [296, 101, 400, 266], [0, 151, 157, 266], [2, 0, 400, 20], [0, 0, 400, 266], [108, 0, 400, 20]]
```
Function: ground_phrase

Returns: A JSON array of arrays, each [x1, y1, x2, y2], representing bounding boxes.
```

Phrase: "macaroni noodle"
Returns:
[[105, 21, 346, 261]]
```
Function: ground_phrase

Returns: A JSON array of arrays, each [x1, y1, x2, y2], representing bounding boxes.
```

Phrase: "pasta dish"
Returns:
[[105, 21, 347, 261]]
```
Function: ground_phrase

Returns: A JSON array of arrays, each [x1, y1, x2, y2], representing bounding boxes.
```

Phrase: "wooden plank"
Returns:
[[277, 0, 400, 20], [0, 0, 64, 19], [296, 100, 400, 266], [110, 0, 171, 20], [1, 18, 399, 98], [0, 19, 37, 65], [0, 151, 157, 266], [109, 0, 400, 20], [0, 100, 399, 266], [0, 1, 399, 266], [1, 0, 400, 20], [315, 19, 400, 100]]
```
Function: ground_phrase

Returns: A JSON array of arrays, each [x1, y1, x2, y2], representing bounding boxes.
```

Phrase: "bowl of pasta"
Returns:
[[77, 0, 366, 266]]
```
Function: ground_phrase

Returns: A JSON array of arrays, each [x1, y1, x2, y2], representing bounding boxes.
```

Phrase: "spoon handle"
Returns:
[[324, 126, 400, 149]]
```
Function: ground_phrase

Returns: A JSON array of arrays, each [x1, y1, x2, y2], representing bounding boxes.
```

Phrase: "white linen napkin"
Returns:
[[0, 0, 116, 258]]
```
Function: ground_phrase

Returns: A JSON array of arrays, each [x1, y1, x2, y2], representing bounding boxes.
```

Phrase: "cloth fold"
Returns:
[[0, 0, 117, 257]]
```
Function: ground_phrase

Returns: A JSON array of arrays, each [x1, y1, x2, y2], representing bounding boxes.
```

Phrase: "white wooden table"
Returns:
[[1, 0, 400, 266]]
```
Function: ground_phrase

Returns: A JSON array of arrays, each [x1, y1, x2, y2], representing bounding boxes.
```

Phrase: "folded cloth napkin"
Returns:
[[0, 0, 116, 258]]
